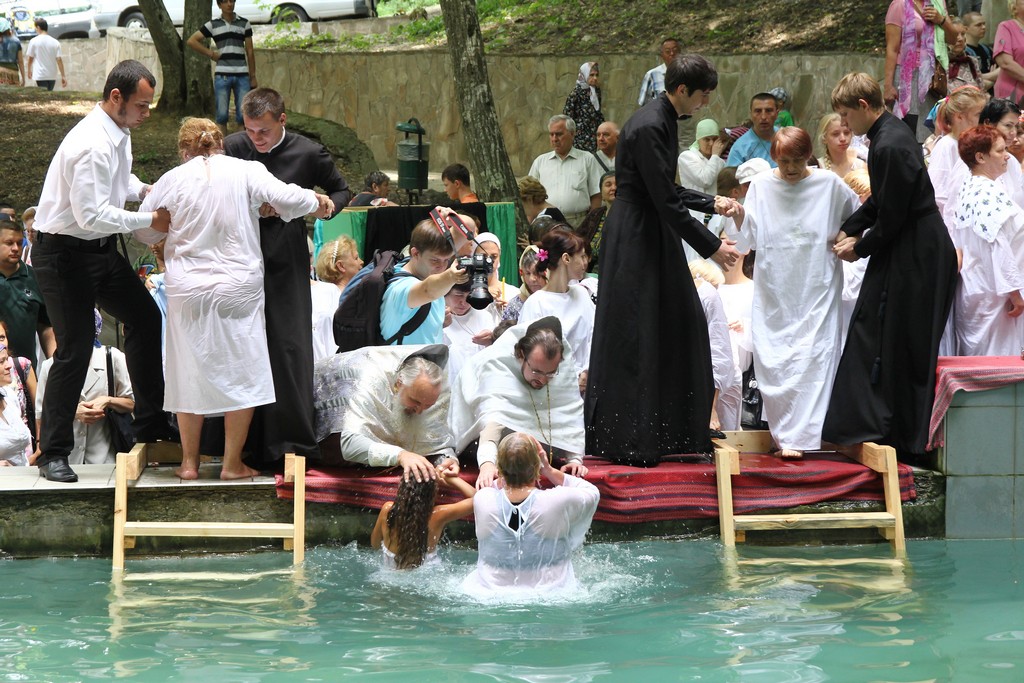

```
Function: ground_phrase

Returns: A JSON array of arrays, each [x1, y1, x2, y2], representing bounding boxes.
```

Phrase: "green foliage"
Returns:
[[376, 0, 437, 18], [261, 30, 338, 50]]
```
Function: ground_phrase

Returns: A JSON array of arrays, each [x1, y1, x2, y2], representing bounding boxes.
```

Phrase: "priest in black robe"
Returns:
[[224, 87, 351, 469], [824, 73, 957, 455], [585, 54, 740, 466]]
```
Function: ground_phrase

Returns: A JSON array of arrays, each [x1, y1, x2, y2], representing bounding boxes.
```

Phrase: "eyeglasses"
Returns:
[[524, 358, 558, 379]]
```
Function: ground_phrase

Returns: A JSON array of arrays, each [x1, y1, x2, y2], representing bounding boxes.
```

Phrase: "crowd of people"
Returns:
[[1, 1, 1022, 583]]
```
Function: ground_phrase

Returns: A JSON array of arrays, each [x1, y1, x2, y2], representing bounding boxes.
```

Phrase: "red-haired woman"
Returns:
[[727, 127, 860, 458], [952, 125, 1024, 356]]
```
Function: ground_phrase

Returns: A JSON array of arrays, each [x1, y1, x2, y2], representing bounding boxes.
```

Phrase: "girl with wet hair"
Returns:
[[371, 469, 475, 570]]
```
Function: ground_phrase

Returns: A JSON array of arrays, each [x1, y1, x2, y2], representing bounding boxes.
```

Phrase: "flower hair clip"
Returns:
[[537, 249, 549, 262]]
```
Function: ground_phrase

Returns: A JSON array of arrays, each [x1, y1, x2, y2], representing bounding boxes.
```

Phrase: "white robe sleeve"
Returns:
[[247, 162, 319, 221], [697, 281, 736, 394], [990, 213, 1024, 297]]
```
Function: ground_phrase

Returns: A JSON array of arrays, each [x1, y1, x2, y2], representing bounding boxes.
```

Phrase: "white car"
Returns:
[[92, 1, 372, 32], [1, 0, 99, 40]]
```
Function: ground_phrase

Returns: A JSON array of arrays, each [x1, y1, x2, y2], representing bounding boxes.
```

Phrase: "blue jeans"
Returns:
[[214, 74, 250, 125]]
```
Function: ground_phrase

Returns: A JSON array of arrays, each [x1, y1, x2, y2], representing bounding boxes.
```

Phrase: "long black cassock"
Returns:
[[585, 93, 721, 465], [822, 111, 957, 455], [224, 130, 351, 467]]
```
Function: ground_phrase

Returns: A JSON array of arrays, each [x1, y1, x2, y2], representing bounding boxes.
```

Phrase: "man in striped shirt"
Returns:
[[186, 0, 257, 130]]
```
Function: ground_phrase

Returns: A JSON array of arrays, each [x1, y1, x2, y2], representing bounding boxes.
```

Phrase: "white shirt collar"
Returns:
[[267, 126, 287, 154]]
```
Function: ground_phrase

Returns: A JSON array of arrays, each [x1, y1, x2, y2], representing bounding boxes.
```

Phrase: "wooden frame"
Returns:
[[714, 431, 906, 553], [112, 443, 306, 571]]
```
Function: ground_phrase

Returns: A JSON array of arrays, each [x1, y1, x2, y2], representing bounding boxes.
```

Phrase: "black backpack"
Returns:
[[332, 250, 431, 352]]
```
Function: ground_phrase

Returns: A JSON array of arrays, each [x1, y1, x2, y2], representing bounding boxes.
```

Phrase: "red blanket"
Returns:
[[275, 453, 915, 523], [927, 356, 1024, 450]]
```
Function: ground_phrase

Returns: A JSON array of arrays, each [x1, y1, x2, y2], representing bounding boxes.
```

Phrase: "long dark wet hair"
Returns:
[[386, 477, 439, 569]]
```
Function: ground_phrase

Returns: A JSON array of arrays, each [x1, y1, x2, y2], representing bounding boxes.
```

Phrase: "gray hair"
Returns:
[[548, 114, 576, 133], [396, 356, 443, 388]]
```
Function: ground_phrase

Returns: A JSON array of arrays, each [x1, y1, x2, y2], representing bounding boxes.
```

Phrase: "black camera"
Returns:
[[457, 253, 494, 310]]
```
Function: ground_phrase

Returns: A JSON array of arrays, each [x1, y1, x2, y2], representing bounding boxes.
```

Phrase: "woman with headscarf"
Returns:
[[563, 61, 604, 153]]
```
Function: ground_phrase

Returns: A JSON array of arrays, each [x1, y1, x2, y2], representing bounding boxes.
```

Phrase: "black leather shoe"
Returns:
[[39, 460, 79, 483]]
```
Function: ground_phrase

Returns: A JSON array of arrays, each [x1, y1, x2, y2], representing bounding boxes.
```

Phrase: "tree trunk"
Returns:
[[438, 0, 530, 250], [138, 0, 185, 115], [182, 0, 214, 117]]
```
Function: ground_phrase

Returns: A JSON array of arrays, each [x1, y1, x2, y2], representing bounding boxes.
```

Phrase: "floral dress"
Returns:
[[564, 83, 604, 153]]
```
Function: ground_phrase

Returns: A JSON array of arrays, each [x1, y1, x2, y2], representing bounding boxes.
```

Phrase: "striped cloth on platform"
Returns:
[[927, 356, 1024, 450], [275, 453, 915, 523]]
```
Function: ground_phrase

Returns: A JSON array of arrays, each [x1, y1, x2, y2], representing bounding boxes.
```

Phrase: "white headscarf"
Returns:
[[576, 62, 601, 112]]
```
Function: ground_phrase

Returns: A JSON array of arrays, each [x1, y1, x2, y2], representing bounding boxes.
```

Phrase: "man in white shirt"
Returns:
[[32, 60, 171, 482], [527, 115, 602, 228], [593, 121, 618, 172], [637, 38, 681, 106], [25, 19, 66, 91]]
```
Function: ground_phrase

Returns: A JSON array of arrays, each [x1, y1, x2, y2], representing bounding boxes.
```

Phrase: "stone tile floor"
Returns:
[[0, 464, 277, 491]]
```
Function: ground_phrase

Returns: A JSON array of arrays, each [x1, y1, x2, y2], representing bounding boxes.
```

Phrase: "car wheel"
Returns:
[[272, 4, 310, 23], [122, 11, 147, 29]]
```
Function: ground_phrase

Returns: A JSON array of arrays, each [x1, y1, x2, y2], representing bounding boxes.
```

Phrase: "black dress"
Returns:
[[821, 111, 957, 455], [224, 130, 351, 467], [585, 94, 722, 465]]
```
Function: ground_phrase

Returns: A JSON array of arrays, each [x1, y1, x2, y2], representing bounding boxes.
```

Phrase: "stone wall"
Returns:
[[98, 30, 883, 175]]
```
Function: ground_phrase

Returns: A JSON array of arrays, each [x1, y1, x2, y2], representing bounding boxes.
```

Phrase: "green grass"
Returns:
[[376, 0, 438, 17]]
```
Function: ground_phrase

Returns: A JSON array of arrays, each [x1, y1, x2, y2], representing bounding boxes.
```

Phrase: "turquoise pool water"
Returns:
[[1, 540, 1022, 682]]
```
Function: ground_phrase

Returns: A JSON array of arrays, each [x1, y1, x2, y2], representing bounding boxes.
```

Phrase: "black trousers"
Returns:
[[32, 234, 165, 465]]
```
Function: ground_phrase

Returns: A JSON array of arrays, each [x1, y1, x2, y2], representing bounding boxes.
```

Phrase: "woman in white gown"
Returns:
[[518, 228, 594, 390], [953, 125, 1024, 356], [728, 127, 860, 458], [138, 118, 330, 480], [463, 432, 599, 597], [928, 86, 987, 237]]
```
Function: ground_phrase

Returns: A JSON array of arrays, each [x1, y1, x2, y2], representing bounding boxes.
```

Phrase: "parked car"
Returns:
[[1, 1, 99, 40], [92, 0, 372, 33]]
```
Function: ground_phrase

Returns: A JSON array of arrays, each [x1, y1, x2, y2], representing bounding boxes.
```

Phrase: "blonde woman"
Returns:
[[315, 236, 363, 293], [817, 113, 866, 179], [928, 85, 988, 239], [138, 118, 332, 480]]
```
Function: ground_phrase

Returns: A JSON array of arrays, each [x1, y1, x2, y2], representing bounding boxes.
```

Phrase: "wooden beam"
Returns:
[[122, 442, 149, 482], [290, 454, 306, 564], [733, 511, 896, 531], [716, 430, 773, 454], [121, 521, 296, 538], [714, 444, 739, 547], [112, 453, 130, 572]]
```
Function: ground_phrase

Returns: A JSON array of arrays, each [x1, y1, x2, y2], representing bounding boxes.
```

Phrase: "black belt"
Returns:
[[36, 232, 113, 252]]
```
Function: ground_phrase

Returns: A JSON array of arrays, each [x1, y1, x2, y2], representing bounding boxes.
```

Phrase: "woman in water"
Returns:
[[371, 469, 476, 569]]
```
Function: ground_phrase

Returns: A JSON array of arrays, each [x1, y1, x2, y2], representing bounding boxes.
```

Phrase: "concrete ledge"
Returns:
[[0, 464, 945, 558]]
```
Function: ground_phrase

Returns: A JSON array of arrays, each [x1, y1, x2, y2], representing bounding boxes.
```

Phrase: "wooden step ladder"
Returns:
[[112, 443, 306, 571], [714, 431, 906, 553]]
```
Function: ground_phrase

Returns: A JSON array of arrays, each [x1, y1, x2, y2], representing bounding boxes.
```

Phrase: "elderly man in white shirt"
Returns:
[[527, 115, 602, 228], [313, 345, 459, 483], [31, 60, 171, 483]]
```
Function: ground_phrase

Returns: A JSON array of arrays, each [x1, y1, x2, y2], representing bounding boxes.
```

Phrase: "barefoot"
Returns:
[[780, 448, 803, 459], [175, 466, 200, 480], [220, 463, 260, 480]]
